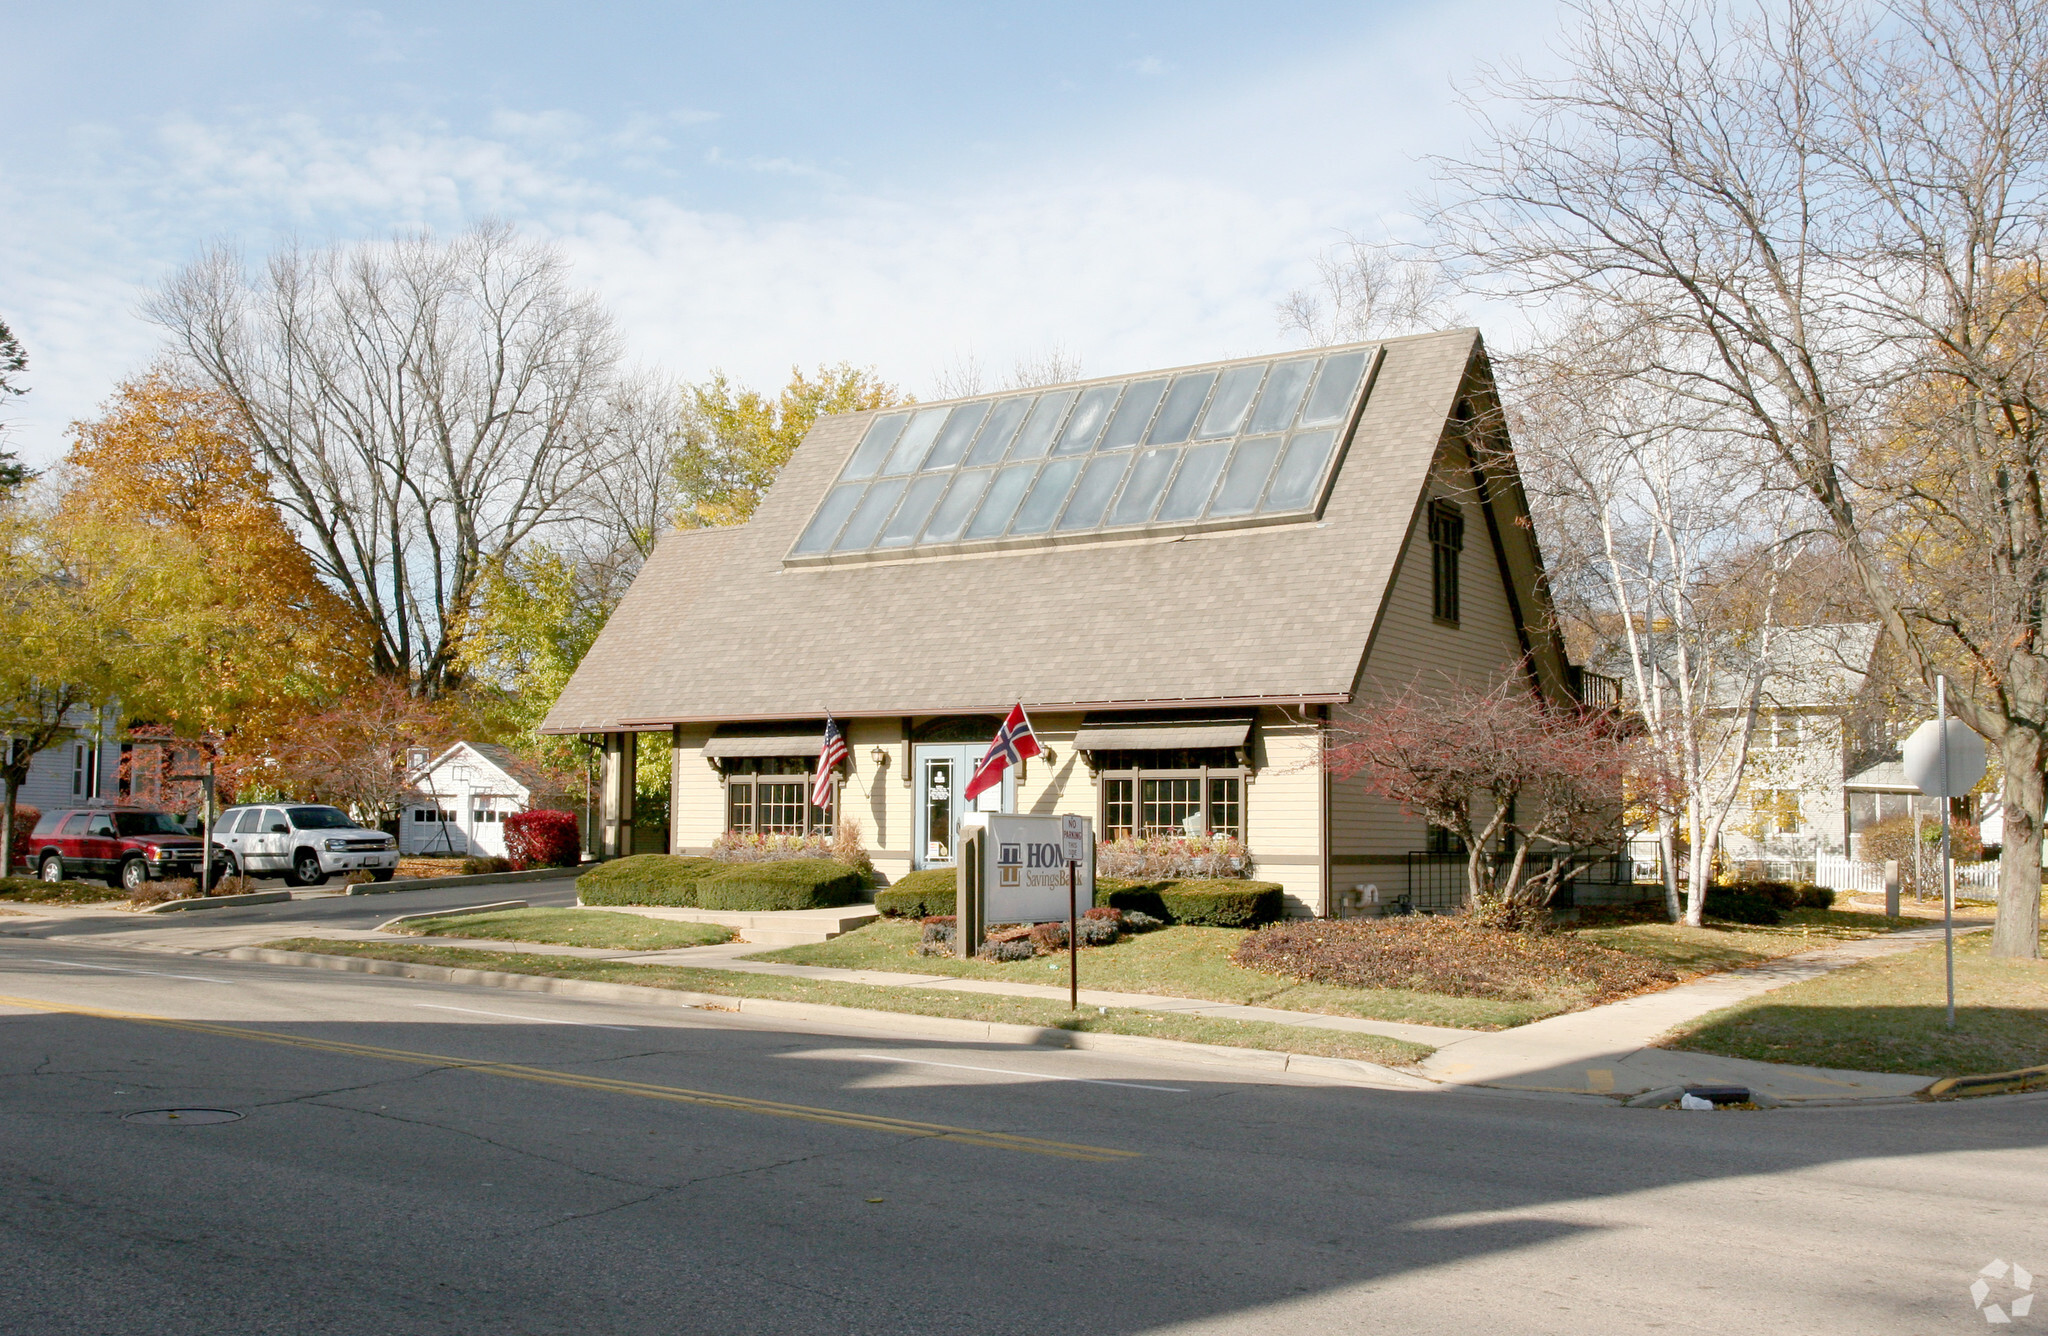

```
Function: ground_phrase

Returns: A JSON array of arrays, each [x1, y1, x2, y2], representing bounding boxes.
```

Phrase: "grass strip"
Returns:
[[256, 937, 1431, 1068], [394, 907, 735, 951], [1664, 928, 2048, 1077], [747, 912, 1920, 1031]]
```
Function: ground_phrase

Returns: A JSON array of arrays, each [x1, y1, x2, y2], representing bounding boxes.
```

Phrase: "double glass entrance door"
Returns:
[[913, 743, 1013, 869]]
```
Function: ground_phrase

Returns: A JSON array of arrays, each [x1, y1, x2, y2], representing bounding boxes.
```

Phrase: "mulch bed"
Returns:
[[1232, 915, 1678, 1004]]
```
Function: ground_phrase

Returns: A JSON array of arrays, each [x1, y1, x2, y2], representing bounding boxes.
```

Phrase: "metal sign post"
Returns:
[[1901, 680, 1987, 1032], [1063, 814, 1087, 1011]]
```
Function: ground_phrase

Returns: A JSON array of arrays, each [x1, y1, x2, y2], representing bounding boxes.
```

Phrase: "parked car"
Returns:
[[213, 804, 398, 886], [30, 807, 223, 891]]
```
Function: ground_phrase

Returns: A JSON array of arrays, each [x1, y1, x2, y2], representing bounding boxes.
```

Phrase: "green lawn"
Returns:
[[392, 907, 734, 951], [254, 937, 1431, 1067], [1663, 928, 2048, 1078], [749, 910, 1926, 1033], [1573, 908, 1919, 973], [748, 922, 1556, 1029]]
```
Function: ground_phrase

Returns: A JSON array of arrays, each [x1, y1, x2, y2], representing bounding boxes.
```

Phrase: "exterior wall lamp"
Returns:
[[869, 746, 889, 768]]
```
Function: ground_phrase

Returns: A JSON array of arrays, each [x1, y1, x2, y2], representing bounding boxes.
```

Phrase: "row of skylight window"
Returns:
[[790, 346, 1377, 558]]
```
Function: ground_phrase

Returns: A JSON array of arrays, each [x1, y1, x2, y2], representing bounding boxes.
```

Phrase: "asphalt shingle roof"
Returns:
[[542, 329, 1482, 731]]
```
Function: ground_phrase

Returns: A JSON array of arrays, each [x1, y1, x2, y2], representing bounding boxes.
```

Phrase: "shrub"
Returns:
[[209, 874, 255, 896], [976, 939, 1035, 962], [1096, 834, 1252, 880], [1121, 910, 1165, 932], [1858, 814, 1983, 896], [1083, 905, 1121, 922], [7, 804, 39, 871], [577, 854, 720, 907], [696, 857, 864, 911], [1233, 915, 1678, 1003], [1700, 888, 1781, 925], [1095, 878, 1285, 927], [461, 855, 514, 875], [505, 809, 581, 870], [340, 870, 376, 887], [875, 867, 959, 918], [130, 878, 197, 907], [1075, 916, 1121, 946], [831, 817, 877, 886], [713, 831, 829, 862], [1029, 921, 1069, 952]]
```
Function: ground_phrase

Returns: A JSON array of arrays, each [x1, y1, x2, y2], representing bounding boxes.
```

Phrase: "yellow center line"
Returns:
[[0, 993, 1140, 1163]]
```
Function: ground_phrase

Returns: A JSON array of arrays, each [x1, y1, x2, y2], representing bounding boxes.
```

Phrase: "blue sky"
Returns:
[[1, 1, 1566, 466]]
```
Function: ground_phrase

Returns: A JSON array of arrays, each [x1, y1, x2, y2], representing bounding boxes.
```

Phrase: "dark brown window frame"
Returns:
[[1430, 497, 1464, 624]]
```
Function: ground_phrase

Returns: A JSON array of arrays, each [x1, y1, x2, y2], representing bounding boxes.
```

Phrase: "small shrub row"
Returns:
[[461, 855, 514, 875], [1096, 834, 1252, 881], [0, 874, 125, 905], [712, 819, 876, 886], [576, 854, 862, 911], [1094, 878, 1285, 928]]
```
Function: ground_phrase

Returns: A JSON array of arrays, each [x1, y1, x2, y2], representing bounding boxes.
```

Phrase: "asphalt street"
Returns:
[[0, 926, 2043, 1334]]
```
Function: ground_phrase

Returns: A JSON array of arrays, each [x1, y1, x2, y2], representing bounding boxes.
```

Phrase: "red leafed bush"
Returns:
[[8, 805, 40, 870], [505, 809, 581, 870], [1232, 916, 1676, 1004]]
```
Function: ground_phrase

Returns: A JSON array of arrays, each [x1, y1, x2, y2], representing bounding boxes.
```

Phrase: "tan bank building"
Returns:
[[545, 329, 1620, 917]]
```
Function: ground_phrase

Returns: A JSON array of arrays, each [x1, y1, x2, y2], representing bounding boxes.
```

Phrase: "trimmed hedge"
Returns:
[[1700, 888, 1782, 925], [577, 855, 721, 907], [1095, 877, 1285, 928], [874, 868, 959, 918], [697, 857, 865, 912]]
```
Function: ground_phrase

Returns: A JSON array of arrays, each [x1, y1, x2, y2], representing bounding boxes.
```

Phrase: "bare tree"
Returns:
[[567, 368, 683, 601], [147, 222, 627, 697], [1008, 343, 1084, 388], [1435, 0, 2048, 957], [1511, 318, 1816, 923], [1277, 237, 1461, 345]]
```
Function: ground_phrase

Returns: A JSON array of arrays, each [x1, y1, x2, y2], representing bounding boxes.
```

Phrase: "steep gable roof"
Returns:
[[546, 329, 1491, 730]]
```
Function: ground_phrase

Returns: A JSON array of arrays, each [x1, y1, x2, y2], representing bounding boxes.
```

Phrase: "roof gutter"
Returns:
[[549, 692, 1353, 734]]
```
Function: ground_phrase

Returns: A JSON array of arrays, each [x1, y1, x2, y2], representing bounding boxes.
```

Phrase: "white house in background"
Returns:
[[6, 703, 121, 816], [401, 742, 575, 858]]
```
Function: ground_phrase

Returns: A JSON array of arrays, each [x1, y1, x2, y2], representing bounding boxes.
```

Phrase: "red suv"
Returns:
[[30, 808, 222, 891]]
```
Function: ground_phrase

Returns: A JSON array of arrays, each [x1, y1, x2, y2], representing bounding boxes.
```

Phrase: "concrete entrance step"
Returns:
[[577, 902, 879, 945]]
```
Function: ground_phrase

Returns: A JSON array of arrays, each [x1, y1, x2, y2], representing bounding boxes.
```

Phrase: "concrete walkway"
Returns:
[[1417, 923, 1986, 1103]]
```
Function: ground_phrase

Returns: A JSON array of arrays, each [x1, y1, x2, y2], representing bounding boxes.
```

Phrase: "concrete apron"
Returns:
[[1418, 924, 1985, 1104]]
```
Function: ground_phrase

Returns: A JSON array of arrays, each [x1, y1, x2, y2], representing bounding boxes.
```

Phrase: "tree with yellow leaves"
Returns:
[[671, 364, 907, 529]]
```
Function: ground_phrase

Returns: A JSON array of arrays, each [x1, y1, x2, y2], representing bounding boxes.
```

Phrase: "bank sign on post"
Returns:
[[979, 813, 1093, 923]]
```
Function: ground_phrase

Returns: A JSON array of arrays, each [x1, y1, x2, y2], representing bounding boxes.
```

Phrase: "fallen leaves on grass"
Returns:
[[1233, 915, 1678, 1004]]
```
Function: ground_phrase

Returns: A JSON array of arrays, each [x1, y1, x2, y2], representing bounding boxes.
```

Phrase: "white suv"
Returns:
[[215, 804, 398, 886]]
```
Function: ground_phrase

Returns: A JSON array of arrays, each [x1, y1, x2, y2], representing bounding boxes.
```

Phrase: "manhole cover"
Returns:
[[122, 1108, 244, 1125]]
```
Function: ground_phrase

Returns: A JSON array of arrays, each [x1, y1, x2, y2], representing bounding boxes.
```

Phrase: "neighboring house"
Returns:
[[543, 330, 1635, 916], [401, 742, 577, 857], [5, 703, 121, 815], [1605, 624, 1890, 862]]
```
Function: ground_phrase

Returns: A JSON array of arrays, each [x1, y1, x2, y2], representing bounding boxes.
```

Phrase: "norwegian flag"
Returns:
[[964, 703, 1041, 803], [812, 716, 848, 810]]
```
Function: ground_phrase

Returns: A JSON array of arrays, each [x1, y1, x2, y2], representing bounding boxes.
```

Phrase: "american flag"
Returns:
[[812, 715, 848, 810], [964, 703, 1041, 802]]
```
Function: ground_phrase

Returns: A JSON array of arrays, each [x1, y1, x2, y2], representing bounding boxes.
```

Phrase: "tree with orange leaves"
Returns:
[[62, 368, 374, 751]]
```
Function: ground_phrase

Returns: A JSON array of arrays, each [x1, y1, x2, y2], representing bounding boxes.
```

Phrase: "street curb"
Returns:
[[142, 890, 295, 914], [374, 901, 529, 933], [218, 946, 1437, 1090], [1924, 1062, 2048, 1100], [344, 867, 585, 895]]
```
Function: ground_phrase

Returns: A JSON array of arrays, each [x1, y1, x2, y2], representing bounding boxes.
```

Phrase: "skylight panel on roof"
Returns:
[[789, 343, 1380, 563]]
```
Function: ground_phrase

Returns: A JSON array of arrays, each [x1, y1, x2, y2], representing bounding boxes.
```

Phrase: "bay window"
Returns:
[[721, 756, 836, 835], [1092, 747, 1245, 840]]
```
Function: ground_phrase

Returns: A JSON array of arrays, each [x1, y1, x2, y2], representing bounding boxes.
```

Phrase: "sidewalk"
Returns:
[[1417, 923, 1984, 1103], [208, 919, 1984, 1097]]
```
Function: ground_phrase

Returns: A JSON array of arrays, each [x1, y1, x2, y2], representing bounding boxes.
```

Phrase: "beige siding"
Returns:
[[670, 724, 722, 855], [1250, 709, 1327, 916], [1327, 441, 1534, 910], [847, 717, 912, 883]]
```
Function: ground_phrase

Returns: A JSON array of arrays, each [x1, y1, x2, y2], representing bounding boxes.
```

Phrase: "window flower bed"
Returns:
[[1095, 834, 1252, 881]]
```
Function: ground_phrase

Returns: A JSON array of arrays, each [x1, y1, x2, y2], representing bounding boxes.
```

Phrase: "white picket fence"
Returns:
[[1813, 854, 2003, 899]]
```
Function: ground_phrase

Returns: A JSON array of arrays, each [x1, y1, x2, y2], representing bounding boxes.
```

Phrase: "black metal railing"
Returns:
[[1405, 850, 1637, 911]]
